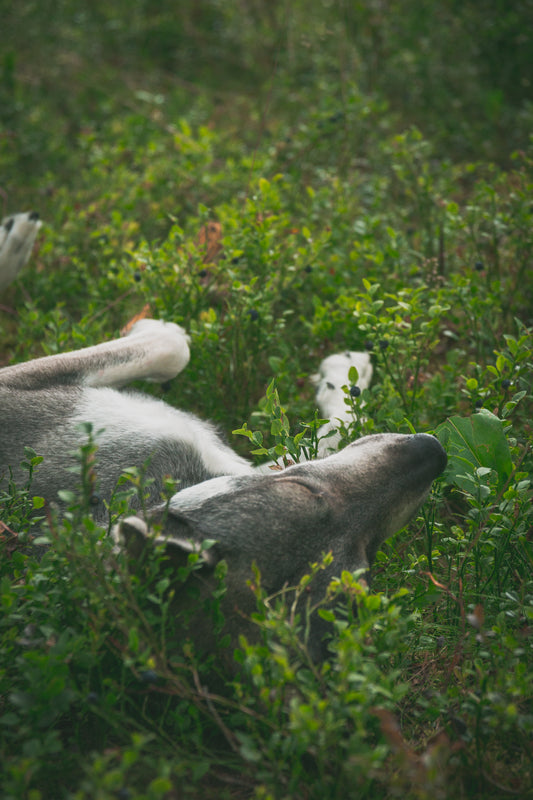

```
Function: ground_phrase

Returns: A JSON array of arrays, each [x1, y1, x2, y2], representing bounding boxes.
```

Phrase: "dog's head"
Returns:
[[113, 432, 446, 660]]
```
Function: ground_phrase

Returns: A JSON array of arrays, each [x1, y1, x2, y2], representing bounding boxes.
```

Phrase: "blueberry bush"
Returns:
[[1, 2, 533, 798]]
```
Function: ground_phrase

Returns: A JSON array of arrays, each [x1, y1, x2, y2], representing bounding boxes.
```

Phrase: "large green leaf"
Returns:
[[436, 410, 513, 493]]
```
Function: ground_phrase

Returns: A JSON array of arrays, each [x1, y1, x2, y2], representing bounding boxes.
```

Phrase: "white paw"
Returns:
[[312, 351, 372, 419], [127, 318, 190, 343], [126, 318, 191, 381], [0, 211, 42, 291]]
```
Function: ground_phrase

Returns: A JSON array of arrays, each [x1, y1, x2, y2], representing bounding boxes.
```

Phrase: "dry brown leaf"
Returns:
[[196, 221, 223, 264], [120, 303, 152, 335]]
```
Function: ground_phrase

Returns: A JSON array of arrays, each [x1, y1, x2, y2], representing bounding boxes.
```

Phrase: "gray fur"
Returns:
[[117, 432, 446, 661], [0, 320, 248, 518], [0, 383, 248, 520]]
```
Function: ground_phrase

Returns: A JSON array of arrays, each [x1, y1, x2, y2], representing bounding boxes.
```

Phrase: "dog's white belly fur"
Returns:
[[73, 387, 252, 478]]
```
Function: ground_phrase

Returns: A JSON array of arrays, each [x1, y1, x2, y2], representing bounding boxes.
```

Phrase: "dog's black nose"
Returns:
[[4, 217, 14, 231], [29, 211, 40, 221], [410, 433, 447, 478]]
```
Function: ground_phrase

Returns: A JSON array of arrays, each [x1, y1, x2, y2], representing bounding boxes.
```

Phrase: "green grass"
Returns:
[[1, 2, 533, 798]]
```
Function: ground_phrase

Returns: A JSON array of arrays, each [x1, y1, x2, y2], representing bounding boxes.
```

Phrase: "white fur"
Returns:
[[85, 320, 191, 387], [73, 387, 252, 477], [0, 212, 42, 291], [312, 351, 372, 456], [312, 351, 372, 418]]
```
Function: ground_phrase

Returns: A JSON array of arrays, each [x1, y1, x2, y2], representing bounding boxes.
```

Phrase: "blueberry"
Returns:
[[115, 789, 132, 800], [89, 494, 101, 506], [303, 264, 312, 273], [198, 268, 208, 278], [474, 261, 484, 271], [248, 309, 259, 321], [364, 340, 374, 351], [501, 379, 511, 390], [379, 339, 389, 350], [350, 385, 361, 398], [86, 692, 99, 704], [140, 669, 159, 684], [475, 399, 483, 409], [133, 271, 142, 282]]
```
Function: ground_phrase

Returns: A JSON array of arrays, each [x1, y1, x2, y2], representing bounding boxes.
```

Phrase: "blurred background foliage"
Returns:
[[2, 0, 533, 199]]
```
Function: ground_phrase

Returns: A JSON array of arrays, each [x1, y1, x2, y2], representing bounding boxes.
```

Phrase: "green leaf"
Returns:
[[237, 732, 262, 763], [252, 430, 263, 446], [436, 410, 512, 493], [148, 777, 172, 794], [33, 536, 51, 546], [495, 353, 507, 373], [348, 365, 359, 385], [128, 628, 139, 653], [57, 490, 76, 504]]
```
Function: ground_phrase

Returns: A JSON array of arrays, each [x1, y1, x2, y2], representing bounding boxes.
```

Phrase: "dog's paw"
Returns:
[[0, 211, 42, 291], [125, 318, 191, 381], [126, 317, 190, 343], [312, 351, 372, 419]]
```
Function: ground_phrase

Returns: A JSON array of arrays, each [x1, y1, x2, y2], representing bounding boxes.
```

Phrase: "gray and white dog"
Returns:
[[0, 318, 446, 658], [0, 215, 446, 660]]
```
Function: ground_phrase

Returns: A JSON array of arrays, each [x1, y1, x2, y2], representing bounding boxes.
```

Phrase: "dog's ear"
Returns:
[[163, 473, 336, 579], [113, 515, 219, 569], [167, 474, 331, 537]]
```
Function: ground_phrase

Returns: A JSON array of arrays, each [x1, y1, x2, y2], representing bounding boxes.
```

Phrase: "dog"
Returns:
[[0, 216, 446, 660], [0, 317, 446, 661]]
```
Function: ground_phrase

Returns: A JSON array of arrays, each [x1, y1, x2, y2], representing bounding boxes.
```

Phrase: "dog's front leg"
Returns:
[[312, 351, 373, 457], [0, 211, 42, 291]]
